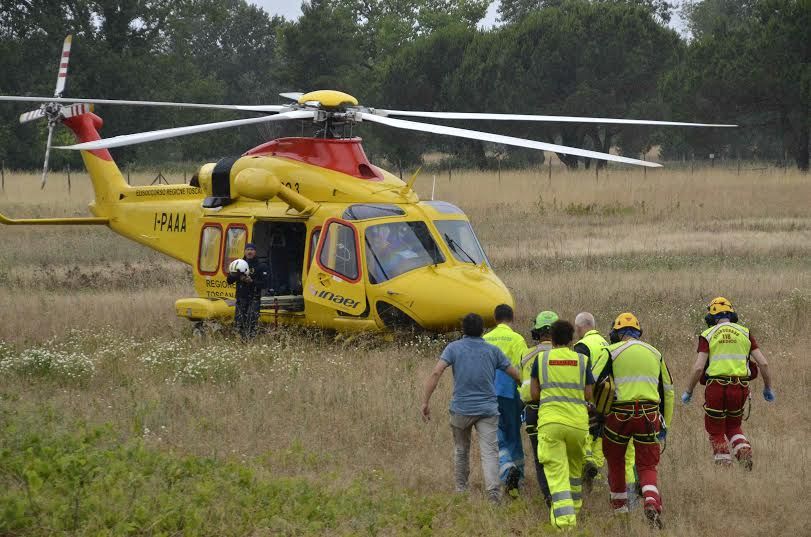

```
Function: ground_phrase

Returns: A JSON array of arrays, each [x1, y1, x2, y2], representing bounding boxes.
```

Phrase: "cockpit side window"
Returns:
[[365, 221, 444, 284]]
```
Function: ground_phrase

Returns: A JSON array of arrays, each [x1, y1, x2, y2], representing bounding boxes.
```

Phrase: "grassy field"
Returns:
[[1, 165, 809, 535]]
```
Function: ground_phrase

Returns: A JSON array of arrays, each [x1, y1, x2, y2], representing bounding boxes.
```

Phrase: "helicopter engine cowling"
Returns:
[[233, 167, 318, 215]]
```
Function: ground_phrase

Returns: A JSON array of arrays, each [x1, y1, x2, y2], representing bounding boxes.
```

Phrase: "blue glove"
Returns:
[[763, 387, 776, 402], [657, 428, 667, 442], [681, 391, 692, 404]]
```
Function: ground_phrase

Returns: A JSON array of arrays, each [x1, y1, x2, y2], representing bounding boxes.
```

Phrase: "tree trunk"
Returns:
[[795, 119, 809, 171]]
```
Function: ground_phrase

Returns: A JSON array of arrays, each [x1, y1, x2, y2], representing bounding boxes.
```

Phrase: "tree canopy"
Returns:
[[0, 0, 807, 170]]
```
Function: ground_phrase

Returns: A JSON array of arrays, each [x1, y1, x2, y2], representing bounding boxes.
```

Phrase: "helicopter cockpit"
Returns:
[[342, 201, 490, 286]]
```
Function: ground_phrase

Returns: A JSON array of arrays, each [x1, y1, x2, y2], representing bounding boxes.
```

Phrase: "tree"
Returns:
[[661, 0, 810, 170]]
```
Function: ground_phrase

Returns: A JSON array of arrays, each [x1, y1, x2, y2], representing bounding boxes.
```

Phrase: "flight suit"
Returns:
[[227, 256, 269, 340]]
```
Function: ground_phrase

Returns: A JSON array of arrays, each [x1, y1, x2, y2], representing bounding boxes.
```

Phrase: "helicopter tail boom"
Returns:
[[62, 112, 129, 207]]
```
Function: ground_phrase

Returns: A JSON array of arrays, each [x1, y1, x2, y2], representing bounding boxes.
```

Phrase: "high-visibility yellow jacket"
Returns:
[[577, 329, 610, 375], [606, 339, 674, 428], [484, 323, 529, 399], [519, 342, 552, 403], [536, 347, 589, 430], [701, 322, 752, 378]]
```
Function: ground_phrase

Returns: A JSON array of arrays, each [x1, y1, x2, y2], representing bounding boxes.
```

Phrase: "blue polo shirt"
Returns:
[[440, 336, 512, 416]]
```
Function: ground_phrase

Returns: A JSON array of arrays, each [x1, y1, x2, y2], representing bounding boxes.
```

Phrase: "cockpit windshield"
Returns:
[[434, 220, 489, 266], [365, 221, 444, 284]]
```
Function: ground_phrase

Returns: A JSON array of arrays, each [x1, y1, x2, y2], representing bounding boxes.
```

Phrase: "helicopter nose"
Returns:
[[376, 265, 514, 331]]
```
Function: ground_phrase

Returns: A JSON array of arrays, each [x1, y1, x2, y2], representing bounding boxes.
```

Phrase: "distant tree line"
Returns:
[[0, 0, 807, 171]]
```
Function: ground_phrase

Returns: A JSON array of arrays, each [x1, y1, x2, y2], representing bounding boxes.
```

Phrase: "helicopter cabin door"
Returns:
[[304, 218, 366, 315]]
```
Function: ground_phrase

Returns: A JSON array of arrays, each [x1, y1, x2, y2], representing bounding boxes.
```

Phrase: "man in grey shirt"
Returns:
[[422, 313, 521, 502]]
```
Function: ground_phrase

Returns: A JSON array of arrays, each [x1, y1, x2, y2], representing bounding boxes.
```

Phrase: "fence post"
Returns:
[[547, 158, 552, 185], [67, 163, 71, 193], [127, 168, 131, 185], [1, 160, 4, 192]]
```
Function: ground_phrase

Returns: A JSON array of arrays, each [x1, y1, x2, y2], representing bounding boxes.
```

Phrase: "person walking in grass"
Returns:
[[422, 313, 521, 502], [483, 304, 529, 496]]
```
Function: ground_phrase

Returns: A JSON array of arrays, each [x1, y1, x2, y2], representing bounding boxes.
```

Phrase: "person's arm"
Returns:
[[750, 348, 774, 401], [685, 352, 708, 396], [506, 365, 520, 383], [530, 358, 541, 401], [584, 366, 595, 402], [660, 359, 674, 428], [531, 375, 541, 402], [421, 359, 449, 421]]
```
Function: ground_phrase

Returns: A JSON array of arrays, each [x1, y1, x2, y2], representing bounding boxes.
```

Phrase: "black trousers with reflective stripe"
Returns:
[[524, 404, 551, 502]]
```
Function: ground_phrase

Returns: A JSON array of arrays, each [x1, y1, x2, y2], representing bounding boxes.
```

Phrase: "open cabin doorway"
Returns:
[[252, 221, 307, 312]]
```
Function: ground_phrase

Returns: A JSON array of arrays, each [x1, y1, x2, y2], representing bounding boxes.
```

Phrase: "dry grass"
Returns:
[[1, 166, 810, 535]]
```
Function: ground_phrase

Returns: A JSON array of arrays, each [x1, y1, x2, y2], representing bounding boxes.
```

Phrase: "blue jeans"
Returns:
[[497, 396, 525, 483]]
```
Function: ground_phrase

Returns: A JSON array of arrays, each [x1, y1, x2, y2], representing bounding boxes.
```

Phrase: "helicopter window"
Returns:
[[222, 224, 248, 273], [318, 221, 360, 282], [365, 221, 445, 284], [342, 204, 405, 221], [198, 224, 223, 275], [422, 201, 465, 215], [434, 220, 490, 266]]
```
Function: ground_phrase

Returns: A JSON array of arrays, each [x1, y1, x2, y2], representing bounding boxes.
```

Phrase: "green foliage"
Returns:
[[0, 410, 453, 536], [0, 0, 804, 170]]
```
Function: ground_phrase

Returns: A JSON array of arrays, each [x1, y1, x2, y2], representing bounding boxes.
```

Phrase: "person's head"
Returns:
[[574, 312, 596, 339], [244, 243, 257, 260], [461, 313, 484, 337], [494, 304, 514, 324], [550, 320, 575, 347], [531, 310, 558, 342], [704, 297, 738, 327], [609, 312, 642, 343]]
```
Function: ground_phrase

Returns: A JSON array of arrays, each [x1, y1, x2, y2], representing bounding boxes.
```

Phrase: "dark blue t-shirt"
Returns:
[[440, 336, 512, 416]]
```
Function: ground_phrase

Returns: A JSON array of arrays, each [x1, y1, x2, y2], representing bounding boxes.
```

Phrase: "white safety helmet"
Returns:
[[229, 259, 249, 274]]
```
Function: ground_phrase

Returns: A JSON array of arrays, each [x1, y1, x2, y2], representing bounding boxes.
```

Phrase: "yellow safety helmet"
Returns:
[[705, 296, 738, 326], [612, 312, 641, 331], [707, 297, 735, 315]]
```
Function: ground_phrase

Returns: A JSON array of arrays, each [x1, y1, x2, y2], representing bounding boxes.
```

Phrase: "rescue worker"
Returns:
[[575, 312, 637, 500], [531, 320, 594, 530], [226, 243, 269, 341], [422, 313, 521, 503], [518, 310, 558, 505], [682, 297, 775, 469], [483, 304, 529, 495], [598, 313, 673, 529]]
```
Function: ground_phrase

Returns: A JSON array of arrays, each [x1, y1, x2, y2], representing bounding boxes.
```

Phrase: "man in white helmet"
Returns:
[[227, 243, 269, 340]]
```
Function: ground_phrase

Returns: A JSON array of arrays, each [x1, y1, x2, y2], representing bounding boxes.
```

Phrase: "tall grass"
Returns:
[[0, 166, 809, 535]]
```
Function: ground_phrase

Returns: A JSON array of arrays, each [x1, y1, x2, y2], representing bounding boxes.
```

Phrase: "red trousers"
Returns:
[[603, 406, 662, 513], [704, 380, 751, 463]]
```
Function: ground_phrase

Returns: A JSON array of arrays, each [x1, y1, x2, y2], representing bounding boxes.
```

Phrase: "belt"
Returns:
[[707, 376, 749, 386], [610, 401, 659, 416]]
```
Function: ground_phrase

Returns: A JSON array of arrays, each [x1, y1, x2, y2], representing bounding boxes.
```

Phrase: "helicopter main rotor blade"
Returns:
[[374, 109, 738, 128], [54, 35, 72, 98], [0, 95, 287, 113], [280, 92, 304, 101], [360, 112, 662, 168], [57, 110, 314, 150], [41, 122, 55, 189]]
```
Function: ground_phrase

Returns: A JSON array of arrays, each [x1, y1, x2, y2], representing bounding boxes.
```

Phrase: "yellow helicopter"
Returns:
[[0, 36, 735, 332]]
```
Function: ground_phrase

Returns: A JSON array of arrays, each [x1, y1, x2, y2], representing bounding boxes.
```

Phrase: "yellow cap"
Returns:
[[708, 297, 734, 315], [613, 312, 641, 331]]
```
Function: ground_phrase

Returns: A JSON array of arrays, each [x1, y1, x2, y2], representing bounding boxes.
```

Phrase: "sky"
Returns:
[[250, 1, 688, 34]]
